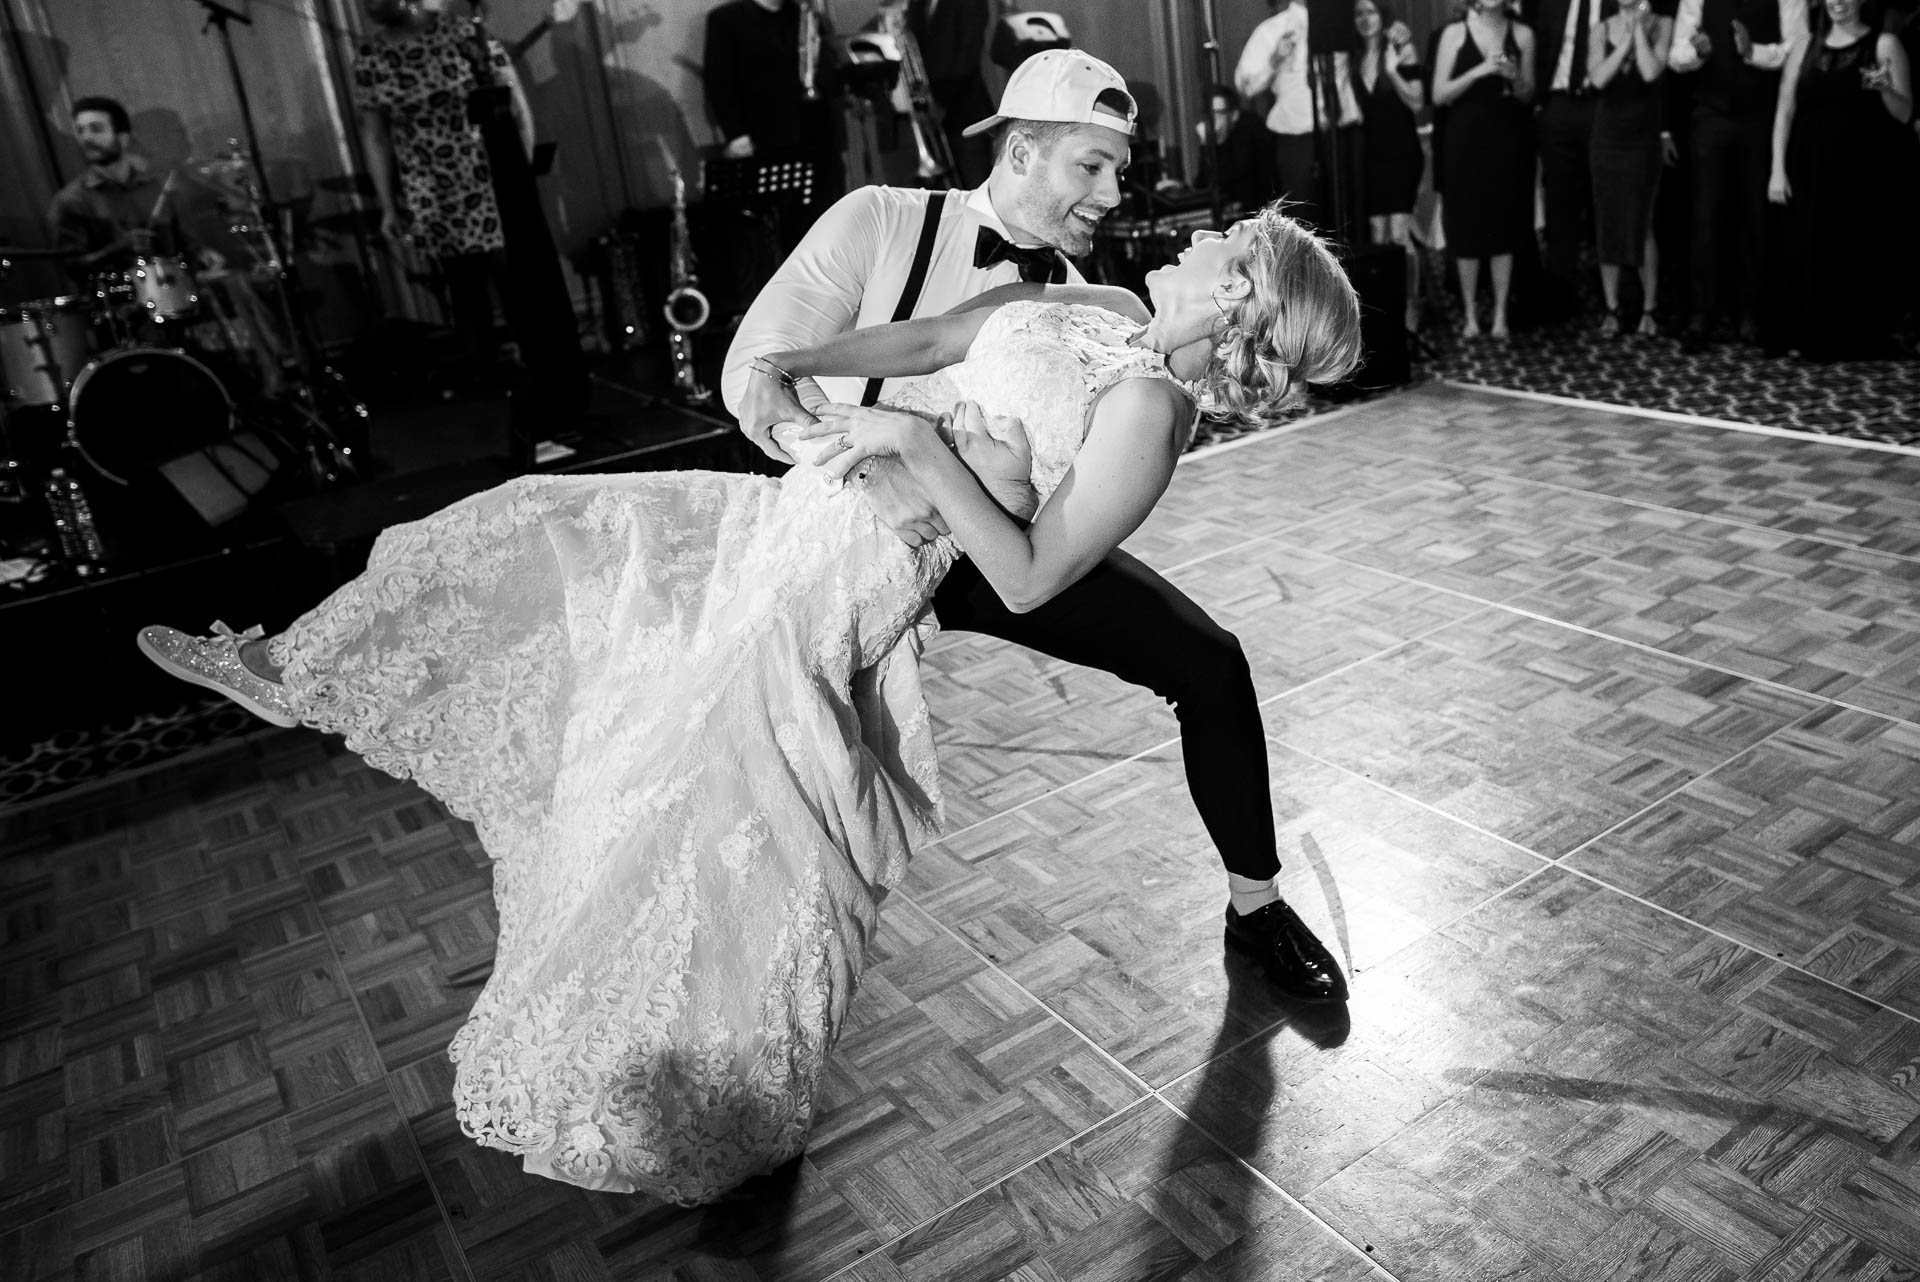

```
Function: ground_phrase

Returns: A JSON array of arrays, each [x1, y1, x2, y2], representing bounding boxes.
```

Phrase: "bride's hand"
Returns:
[[804, 404, 937, 483]]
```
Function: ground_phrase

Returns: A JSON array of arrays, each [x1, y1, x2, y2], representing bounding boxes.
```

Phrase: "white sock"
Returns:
[[1228, 873, 1281, 917]]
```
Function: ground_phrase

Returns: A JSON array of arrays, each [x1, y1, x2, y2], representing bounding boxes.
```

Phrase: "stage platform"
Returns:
[[6, 382, 1920, 1281]]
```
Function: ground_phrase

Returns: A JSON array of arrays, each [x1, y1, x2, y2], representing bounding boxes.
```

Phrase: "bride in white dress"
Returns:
[[138, 206, 1362, 1203]]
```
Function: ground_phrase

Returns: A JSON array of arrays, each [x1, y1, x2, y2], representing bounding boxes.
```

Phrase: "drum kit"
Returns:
[[0, 148, 363, 573]]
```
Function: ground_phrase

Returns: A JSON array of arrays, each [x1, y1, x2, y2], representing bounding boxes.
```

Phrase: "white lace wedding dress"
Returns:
[[270, 301, 1182, 1203]]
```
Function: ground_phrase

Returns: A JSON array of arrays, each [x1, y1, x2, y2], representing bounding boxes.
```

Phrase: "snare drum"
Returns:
[[129, 255, 201, 321], [67, 347, 233, 484], [0, 296, 95, 408]]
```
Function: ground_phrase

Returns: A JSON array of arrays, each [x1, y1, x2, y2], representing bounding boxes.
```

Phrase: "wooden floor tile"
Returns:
[[1265, 609, 1821, 857]]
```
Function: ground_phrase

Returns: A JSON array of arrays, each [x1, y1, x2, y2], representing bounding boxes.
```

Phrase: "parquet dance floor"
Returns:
[[8, 382, 1920, 1281]]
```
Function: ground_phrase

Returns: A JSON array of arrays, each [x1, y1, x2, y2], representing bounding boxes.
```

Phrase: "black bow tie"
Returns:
[[974, 225, 1068, 284]]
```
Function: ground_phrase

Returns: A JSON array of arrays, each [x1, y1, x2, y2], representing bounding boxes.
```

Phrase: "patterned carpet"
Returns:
[[1409, 248, 1920, 446]]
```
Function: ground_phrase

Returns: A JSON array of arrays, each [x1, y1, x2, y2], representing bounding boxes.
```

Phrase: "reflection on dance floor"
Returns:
[[6, 382, 1920, 1279]]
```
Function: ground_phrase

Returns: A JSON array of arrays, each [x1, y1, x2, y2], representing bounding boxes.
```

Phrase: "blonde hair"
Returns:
[[1194, 204, 1365, 431]]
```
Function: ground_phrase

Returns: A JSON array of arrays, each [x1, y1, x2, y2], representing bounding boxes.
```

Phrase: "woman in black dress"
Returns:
[[1433, 0, 1536, 339], [1588, 0, 1673, 336], [1766, 0, 1915, 358], [1355, 0, 1429, 330]]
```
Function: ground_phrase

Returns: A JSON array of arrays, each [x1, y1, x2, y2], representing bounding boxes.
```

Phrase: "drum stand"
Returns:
[[191, 0, 363, 487]]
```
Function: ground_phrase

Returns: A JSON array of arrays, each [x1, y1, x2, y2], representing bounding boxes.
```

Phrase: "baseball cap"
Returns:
[[961, 49, 1137, 138]]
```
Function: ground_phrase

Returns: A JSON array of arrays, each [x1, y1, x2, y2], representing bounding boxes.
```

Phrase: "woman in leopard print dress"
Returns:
[[354, 0, 534, 372]]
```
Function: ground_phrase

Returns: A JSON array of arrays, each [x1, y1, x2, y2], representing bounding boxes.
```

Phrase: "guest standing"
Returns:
[[1434, 0, 1538, 338], [1668, 0, 1809, 348], [1532, 0, 1608, 320], [1766, 0, 1914, 357], [1355, 0, 1428, 330], [1589, 0, 1674, 334]]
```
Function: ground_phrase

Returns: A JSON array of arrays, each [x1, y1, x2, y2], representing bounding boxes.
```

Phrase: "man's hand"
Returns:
[[1731, 19, 1751, 60], [735, 366, 810, 463], [724, 135, 755, 159], [1691, 29, 1713, 58], [859, 458, 948, 548]]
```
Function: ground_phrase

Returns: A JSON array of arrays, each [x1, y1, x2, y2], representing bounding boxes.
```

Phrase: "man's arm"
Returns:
[[1235, 21, 1277, 99], [721, 187, 892, 420], [1746, 0, 1806, 70], [1668, 0, 1705, 70]]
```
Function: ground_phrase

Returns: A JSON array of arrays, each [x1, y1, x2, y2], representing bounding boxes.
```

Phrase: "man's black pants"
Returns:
[[1688, 107, 1770, 328], [931, 549, 1280, 880]]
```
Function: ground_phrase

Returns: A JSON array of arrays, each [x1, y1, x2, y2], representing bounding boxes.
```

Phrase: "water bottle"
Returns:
[[45, 468, 106, 573]]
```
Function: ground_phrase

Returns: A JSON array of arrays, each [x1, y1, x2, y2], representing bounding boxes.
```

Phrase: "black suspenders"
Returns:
[[860, 188, 953, 408]]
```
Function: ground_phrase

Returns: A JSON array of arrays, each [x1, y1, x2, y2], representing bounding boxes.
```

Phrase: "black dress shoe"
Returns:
[[1223, 901, 1349, 1003]]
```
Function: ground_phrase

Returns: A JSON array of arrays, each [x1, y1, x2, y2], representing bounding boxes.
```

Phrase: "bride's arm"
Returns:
[[812, 378, 1191, 612], [766, 307, 995, 384]]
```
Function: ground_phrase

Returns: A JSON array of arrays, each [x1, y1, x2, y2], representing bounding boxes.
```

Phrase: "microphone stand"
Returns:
[[187, 0, 364, 484], [1195, 0, 1226, 229]]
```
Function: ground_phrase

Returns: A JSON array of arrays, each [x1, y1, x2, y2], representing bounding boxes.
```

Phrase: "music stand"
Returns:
[[702, 155, 819, 212]]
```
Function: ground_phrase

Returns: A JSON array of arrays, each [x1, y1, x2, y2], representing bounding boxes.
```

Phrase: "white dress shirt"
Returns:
[[1234, 6, 1362, 137], [1667, 0, 1806, 72], [1551, 0, 1599, 89], [721, 182, 1085, 415]]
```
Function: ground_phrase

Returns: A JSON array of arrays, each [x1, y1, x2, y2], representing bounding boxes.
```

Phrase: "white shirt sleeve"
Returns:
[[1668, 0, 1703, 71], [720, 188, 894, 417], [1235, 19, 1278, 99], [1747, 0, 1806, 69]]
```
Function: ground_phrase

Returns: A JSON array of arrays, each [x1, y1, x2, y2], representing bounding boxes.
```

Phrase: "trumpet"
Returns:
[[879, 2, 955, 184], [799, 0, 824, 100]]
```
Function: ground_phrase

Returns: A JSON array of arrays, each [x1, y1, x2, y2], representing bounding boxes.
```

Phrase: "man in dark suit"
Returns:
[[1526, 0, 1603, 322], [908, 0, 997, 187], [705, 0, 845, 240]]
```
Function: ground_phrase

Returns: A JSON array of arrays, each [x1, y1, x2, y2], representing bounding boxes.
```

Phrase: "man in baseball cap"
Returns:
[[962, 47, 1138, 141]]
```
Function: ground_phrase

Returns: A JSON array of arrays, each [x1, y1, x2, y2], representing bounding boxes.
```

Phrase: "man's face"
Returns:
[[1209, 95, 1237, 135], [1003, 123, 1130, 256], [75, 111, 124, 165]]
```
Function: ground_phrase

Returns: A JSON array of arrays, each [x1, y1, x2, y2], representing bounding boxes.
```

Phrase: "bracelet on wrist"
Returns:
[[752, 357, 798, 389]]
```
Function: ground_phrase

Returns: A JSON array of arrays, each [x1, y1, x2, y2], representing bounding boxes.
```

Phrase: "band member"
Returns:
[[47, 97, 194, 281], [704, 0, 844, 241], [908, 0, 997, 186]]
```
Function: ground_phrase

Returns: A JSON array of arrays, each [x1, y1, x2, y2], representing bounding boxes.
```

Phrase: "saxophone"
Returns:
[[662, 157, 713, 406], [879, 2, 955, 184]]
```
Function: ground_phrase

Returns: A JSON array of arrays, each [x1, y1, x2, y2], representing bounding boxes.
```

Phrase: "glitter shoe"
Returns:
[[136, 622, 299, 728]]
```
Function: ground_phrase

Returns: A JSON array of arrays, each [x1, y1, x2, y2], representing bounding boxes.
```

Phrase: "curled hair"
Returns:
[[1193, 203, 1365, 430], [72, 95, 131, 136]]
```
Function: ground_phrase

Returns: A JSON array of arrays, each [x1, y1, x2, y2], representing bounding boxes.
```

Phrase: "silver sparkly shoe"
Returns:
[[136, 622, 299, 728]]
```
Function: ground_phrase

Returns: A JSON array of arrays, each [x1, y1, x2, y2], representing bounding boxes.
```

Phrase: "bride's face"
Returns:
[[1143, 221, 1259, 314]]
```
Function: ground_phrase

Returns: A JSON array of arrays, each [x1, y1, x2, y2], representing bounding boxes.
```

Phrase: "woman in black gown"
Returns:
[[1355, 0, 1429, 330], [1588, 0, 1674, 336], [1433, 0, 1537, 339], [1766, 0, 1915, 359]]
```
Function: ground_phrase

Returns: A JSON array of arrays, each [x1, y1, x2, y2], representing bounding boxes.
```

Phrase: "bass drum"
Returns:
[[67, 347, 234, 484]]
